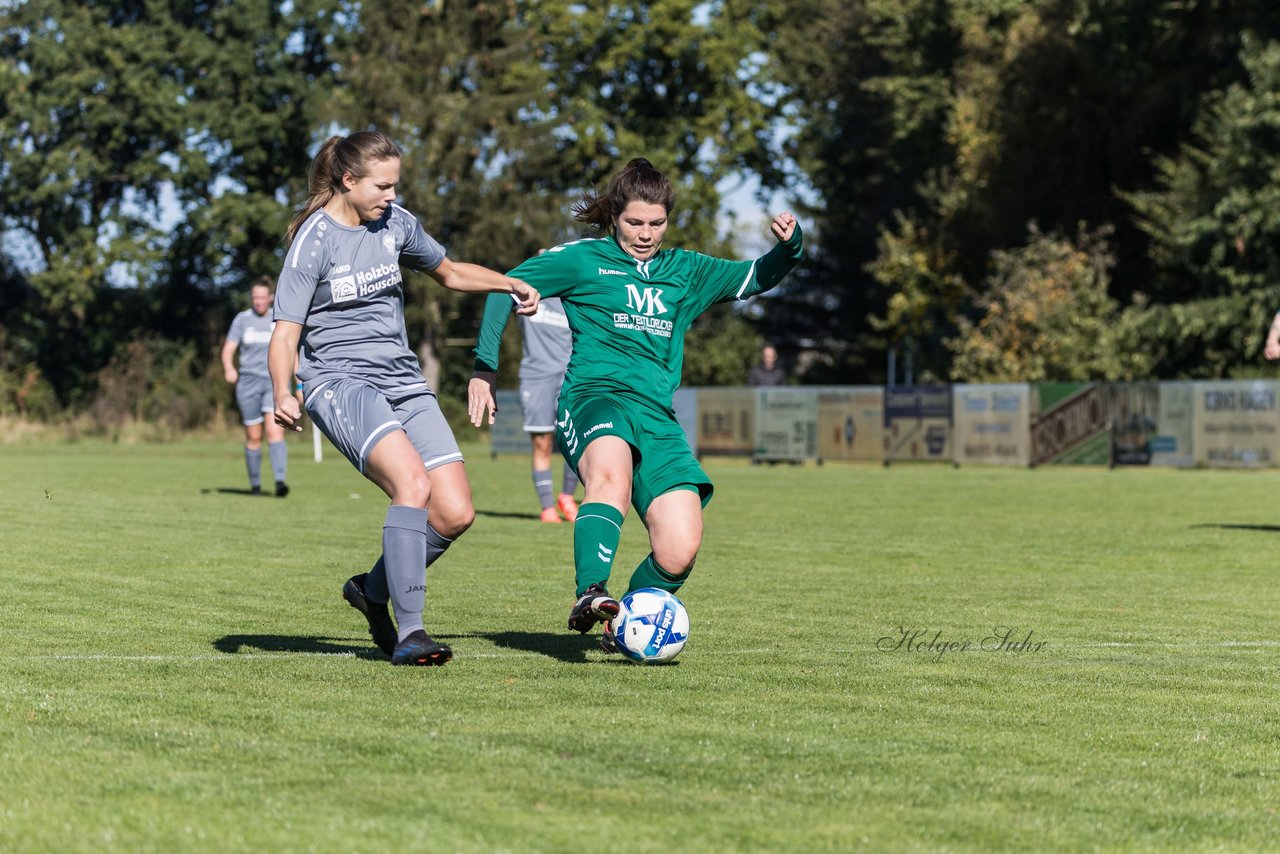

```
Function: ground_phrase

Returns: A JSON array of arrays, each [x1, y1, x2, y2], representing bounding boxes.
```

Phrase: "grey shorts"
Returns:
[[235, 374, 274, 426], [305, 379, 463, 475], [520, 377, 563, 433]]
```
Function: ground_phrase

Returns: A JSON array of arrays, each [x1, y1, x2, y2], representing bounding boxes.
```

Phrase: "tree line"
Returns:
[[2, 0, 1278, 428]]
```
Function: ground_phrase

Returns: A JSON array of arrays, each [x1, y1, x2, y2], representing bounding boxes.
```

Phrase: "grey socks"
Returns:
[[268, 440, 287, 485], [376, 506, 456, 641], [533, 469, 555, 510], [244, 447, 262, 489]]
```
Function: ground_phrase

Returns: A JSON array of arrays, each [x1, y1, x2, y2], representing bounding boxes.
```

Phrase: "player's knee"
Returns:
[[653, 545, 698, 577], [394, 470, 432, 508], [436, 505, 474, 539], [584, 468, 632, 503], [427, 490, 475, 537]]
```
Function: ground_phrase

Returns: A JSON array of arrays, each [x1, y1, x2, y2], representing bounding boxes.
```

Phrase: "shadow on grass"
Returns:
[[474, 508, 543, 521], [444, 630, 606, 664], [1190, 523, 1280, 533], [213, 634, 384, 660], [201, 487, 271, 497]]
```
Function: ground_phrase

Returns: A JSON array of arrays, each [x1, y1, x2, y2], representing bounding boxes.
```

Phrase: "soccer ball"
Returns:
[[613, 587, 690, 663]]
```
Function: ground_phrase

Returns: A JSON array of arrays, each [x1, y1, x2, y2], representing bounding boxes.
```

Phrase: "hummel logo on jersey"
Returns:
[[625, 284, 667, 317], [598, 268, 628, 277]]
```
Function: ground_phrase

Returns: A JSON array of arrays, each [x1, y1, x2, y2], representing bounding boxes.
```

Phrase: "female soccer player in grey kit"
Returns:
[[221, 276, 290, 496], [269, 131, 539, 666]]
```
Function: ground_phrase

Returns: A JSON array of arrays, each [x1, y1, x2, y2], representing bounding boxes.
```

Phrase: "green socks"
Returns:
[[573, 502, 624, 596], [628, 553, 689, 596]]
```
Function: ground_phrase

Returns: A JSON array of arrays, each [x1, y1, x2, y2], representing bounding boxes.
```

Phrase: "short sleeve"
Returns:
[[226, 312, 246, 343], [394, 206, 446, 273]]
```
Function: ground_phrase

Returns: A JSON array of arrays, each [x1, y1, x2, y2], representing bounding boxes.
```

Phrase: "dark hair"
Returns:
[[572, 158, 675, 234], [286, 131, 402, 244], [250, 275, 274, 293]]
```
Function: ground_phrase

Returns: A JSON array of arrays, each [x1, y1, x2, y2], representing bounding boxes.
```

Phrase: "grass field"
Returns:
[[3, 435, 1280, 852]]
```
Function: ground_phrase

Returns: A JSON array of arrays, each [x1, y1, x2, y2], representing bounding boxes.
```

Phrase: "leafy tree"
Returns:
[[160, 0, 348, 343], [948, 224, 1139, 381], [339, 0, 780, 401], [1123, 34, 1280, 377], [0, 1, 343, 407], [1, 2, 189, 403], [770, 0, 1280, 382], [765, 0, 960, 382]]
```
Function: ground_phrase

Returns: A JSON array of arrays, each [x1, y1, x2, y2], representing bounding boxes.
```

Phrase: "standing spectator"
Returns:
[[221, 276, 290, 496], [747, 343, 787, 386]]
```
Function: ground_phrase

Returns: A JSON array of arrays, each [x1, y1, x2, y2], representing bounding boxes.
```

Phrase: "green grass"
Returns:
[[3, 436, 1280, 851]]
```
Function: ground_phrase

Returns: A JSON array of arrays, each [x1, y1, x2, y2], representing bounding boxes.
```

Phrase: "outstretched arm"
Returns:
[[427, 257, 539, 316]]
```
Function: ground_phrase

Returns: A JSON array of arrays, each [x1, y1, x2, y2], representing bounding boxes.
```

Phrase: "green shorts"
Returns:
[[556, 394, 712, 519]]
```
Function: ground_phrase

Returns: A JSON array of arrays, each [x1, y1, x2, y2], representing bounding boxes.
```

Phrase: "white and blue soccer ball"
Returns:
[[613, 587, 689, 663]]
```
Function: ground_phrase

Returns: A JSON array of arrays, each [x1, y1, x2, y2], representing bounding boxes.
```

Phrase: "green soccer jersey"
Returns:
[[475, 226, 803, 412]]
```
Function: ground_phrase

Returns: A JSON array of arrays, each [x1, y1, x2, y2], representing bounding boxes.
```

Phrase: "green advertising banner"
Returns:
[[953, 384, 1031, 466], [816, 387, 884, 462], [1030, 383, 1109, 466]]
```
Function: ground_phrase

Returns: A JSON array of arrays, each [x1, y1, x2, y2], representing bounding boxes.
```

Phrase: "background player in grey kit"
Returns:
[[269, 131, 539, 667], [221, 276, 290, 496], [479, 293, 581, 523]]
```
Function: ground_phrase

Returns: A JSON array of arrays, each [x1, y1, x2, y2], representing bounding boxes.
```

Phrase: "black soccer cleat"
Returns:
[[599, 620, 619, 654], [342, 573, 398, 656], [390, 630, 452, 666], [567, 582, 620, 634], [275, 481, 290, 497], [250, 485, 262, 495]]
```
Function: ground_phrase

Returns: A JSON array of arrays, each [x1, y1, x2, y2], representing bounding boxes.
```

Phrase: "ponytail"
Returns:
[[285, 131, 402, 245]]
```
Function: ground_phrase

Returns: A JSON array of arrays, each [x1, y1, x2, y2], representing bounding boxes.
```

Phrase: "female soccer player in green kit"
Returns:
[[468, 158, 802, 652]]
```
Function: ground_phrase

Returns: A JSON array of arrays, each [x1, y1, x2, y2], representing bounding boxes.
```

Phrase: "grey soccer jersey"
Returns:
[[274, 204, 446, 394], [226, 309, 274, 378], [518, 296, 572, 383]]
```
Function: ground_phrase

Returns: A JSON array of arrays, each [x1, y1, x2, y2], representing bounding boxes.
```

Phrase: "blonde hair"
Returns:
[[285, 131, 402, 245], [572, 158, 675, 234]]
